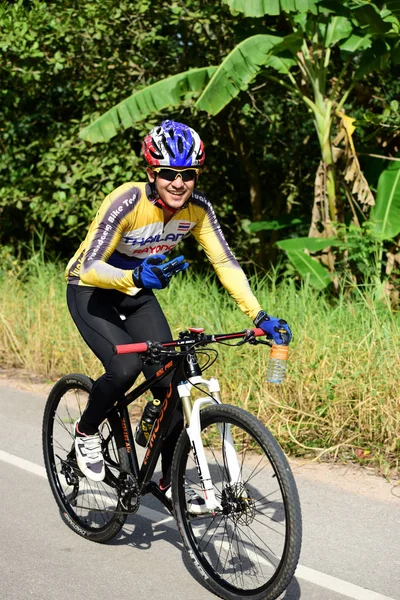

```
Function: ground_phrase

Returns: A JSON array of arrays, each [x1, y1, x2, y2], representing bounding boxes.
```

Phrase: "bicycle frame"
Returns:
[[110, 328, 267, 513]]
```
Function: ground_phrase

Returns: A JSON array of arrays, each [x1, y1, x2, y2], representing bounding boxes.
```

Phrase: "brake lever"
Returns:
[[141, 343, 181, 365], [246, 331, 273, 347], [140, 341, 163, 365], [236, 329, 256, 346], [250, 339, 273, 347]]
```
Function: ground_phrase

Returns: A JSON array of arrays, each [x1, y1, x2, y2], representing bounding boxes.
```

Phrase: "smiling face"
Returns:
[[146, 167, 197, 210]]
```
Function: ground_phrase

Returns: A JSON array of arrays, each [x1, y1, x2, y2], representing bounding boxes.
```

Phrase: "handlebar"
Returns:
[[114, 327, 268, 355]]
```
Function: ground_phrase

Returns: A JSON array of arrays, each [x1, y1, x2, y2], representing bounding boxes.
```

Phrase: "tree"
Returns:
[[0, 0, 244, 258]]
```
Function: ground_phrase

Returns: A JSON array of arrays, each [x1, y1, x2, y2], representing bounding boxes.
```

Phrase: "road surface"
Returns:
[[0, 381, 399, 600]]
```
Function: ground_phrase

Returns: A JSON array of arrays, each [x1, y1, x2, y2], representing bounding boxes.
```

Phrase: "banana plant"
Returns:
[[80, 1, 399, 233], [277, 159, 400, 288], [194, 0, 399, 235]]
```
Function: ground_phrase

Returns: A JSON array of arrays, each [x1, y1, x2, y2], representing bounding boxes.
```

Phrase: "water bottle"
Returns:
[[266, 345, 289, 384], [135, 399, 161, 447]]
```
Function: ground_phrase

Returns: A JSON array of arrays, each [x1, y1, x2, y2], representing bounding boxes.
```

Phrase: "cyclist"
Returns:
[[66, 119, 291, 512]]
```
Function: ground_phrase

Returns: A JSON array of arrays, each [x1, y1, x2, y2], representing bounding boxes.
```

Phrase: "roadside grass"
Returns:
[[1, 256, 399, 476]]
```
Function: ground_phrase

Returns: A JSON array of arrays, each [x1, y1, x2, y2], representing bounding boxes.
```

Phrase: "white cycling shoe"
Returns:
[[74, 421, 105, 482]]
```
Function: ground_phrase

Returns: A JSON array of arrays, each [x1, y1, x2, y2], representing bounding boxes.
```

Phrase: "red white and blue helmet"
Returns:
[[142, 120, 205, 168]]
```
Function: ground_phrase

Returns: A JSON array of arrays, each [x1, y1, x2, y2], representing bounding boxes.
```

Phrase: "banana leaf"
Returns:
[[352, 3, 392, 34], [370, 161, 400, 239], [222, 0, 318, 17], [354, 39, 391, 80], [339, 34, 372, 54], [79, 67, 217, 143], [286, 251, 332, 289], [320, 16, 353, 46], [277, 237, 342, 251], [248, 217, 303, 231], [277, 237, 343, 289], [196, 35, 286, 115]]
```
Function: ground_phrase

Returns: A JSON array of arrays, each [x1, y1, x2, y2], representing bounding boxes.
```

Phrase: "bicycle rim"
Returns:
[[172, 404, 302, 600], [42, 374, 128, 542]]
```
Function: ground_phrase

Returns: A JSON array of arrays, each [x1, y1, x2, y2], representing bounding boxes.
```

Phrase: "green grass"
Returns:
[[1, 256, 399, 476]]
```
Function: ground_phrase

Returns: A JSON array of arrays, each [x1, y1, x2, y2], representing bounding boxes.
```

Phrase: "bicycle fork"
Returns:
[[177, 376, 243, 512]]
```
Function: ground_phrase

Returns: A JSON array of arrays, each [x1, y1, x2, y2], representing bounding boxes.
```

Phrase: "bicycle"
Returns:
[[42, 326, 302, 600]]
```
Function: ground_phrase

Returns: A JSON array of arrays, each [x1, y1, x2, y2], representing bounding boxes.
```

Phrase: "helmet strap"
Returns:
[[148, 180, 179, 214], [156, 195, 179, 214]]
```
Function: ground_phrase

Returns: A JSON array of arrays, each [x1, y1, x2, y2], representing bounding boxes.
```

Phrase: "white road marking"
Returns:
[[294, 565, 396, 600], [0, 450, 47, 478], [0, 450, 396, 600]]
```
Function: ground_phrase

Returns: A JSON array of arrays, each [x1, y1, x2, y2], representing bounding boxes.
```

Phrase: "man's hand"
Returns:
[[254, 310, 292, 345], [132, 254, 189, 290]]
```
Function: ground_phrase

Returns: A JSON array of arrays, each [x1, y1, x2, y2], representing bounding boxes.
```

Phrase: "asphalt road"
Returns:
[[0, 383, 399, 600]]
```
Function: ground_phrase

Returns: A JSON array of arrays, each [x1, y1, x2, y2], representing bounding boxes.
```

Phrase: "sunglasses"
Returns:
[[152, 167, 200, 182]]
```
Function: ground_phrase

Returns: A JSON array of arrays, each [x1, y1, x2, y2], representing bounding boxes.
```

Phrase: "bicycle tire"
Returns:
[[171, 404, 302, 600], [42, 373, 130, 543]]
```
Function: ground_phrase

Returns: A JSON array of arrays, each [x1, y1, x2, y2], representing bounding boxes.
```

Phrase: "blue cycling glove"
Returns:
[[254, 310, 292, 345], [132, 254, 189, 290]]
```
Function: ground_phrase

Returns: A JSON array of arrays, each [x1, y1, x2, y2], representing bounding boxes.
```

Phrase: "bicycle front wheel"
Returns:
[[42, 374, 130, 543], [172, 404, 302, 600]]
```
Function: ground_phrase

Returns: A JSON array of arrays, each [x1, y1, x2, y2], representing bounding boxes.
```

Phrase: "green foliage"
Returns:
[[276, 236, 343, 252], [246, 217, 303, 231], [357, 100, 400, 129], [0, 0, 247, 256], [285, 250, 333, 289], [277, 216, 400, 289], [371, 161, 400, 239], [224, 0, 318, 17], [336, 222, 383, 280], [276, 237, 343, 289], [79, 67, 218, 143]]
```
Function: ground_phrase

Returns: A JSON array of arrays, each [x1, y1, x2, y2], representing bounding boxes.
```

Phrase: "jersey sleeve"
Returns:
[[190, 196, 262, 320], [77, 184, 142, 295]]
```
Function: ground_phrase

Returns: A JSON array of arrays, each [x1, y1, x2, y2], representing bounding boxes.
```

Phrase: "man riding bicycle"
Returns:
[[66, 120, 292, 513]]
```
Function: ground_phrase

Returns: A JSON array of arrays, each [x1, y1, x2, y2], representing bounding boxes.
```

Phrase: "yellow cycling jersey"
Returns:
[[66, 181, 262, 320]]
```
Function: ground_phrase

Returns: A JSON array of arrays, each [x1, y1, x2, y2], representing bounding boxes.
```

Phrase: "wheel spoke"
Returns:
[[43, 376, 130, 541], [174, 404, 301, 597]]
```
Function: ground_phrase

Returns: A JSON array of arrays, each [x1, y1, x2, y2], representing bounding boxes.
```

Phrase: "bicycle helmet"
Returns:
[[142, 120, 205, 168]]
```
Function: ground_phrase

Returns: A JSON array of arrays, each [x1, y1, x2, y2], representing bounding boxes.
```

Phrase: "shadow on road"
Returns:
[[106, 501, 212, 594], [105, 495, 302, 600], [280, 577, 301, 599], [106, 512, 182, 552]]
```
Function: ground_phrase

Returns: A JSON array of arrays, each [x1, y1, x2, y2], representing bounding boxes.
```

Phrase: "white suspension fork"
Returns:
[[177, 376, 243, 512]]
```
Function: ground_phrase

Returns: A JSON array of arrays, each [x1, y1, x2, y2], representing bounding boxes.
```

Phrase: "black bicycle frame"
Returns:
[[106, 327, 266, 506], [108, 344, 202, 497]]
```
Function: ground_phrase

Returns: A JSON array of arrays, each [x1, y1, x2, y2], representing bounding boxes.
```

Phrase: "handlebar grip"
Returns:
[[252, 327, 267, 337], [115, 342, 148, 355]]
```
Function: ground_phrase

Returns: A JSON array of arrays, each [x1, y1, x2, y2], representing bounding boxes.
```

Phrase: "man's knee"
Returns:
[[107, 354, 141, 393]]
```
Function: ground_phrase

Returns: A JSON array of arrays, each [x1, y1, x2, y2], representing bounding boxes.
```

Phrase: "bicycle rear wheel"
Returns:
[[42, 374, 130, 543], [171, 404, 302, 600]]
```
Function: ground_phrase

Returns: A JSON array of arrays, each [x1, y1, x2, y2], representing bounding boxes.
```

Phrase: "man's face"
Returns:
[[146, 167, 197, 210]]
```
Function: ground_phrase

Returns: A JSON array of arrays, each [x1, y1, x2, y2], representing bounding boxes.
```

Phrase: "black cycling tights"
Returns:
[[67, 285, 183, 485]]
